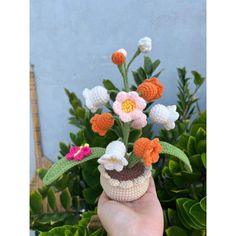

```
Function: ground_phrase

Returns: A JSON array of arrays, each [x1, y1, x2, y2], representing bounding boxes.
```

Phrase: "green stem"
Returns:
[[118, 64, 129, 92], [126, 48, 141, 72], [123, 122, 131, 147]]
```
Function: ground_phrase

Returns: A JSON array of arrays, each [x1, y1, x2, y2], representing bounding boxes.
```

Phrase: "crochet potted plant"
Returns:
[[43, 37, 192, 202]]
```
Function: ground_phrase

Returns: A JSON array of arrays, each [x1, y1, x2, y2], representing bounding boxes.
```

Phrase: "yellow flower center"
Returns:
[[109, 157, 120, 164], [121, 99, 136, 113]]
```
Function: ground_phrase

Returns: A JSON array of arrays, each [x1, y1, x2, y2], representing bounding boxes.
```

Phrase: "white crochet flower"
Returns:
[[138, 37, 152, 53], [83, 86, 110, 113], [117, 48, 127, 57], [149, 104, 179, 130], [98, 141, 128, 172]]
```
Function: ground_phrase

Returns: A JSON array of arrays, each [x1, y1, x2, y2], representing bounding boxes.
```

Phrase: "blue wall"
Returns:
[[30, 0, 206, 177]]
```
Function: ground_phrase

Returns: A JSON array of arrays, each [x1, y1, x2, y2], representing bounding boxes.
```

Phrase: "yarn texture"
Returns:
[[98, 164, 151, 201], [137, 77, 164, 102], [90, 113, 114, 136]]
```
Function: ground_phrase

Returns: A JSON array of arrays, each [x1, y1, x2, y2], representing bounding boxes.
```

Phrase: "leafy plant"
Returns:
[[155, 111, 206, 235], [30, 55, 205, 235], [160, 68, 205, 144]]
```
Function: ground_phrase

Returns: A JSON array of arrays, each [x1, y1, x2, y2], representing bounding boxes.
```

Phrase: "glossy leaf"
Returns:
[[144, 56, 153, 76], [47, 187, 57, 211], [187, 136, 196, 156], [200, 197, 206, 212], [60, 188, 72, 210], [152, 59, 161, 72], [30, 191, 43, 214], [183, 199, 205, 230], [189, 203, 206, 226], [201, 153, 206, 168], [103, 79, 119, 91], [165, 226, 188, 236]]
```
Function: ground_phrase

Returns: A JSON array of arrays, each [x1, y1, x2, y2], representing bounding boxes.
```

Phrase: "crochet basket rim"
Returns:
[[98, 164, 151, 189]]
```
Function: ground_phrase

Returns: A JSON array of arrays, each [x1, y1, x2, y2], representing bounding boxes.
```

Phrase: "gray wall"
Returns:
[[30, 0, 206, 178]]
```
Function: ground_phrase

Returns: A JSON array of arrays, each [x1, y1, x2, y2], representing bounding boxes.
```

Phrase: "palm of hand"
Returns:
[[98, 177, 164, 236]]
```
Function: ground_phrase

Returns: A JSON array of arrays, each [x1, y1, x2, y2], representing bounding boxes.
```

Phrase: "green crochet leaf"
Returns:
[[43, 147, 105, 186], [160, 141, 192, 172]]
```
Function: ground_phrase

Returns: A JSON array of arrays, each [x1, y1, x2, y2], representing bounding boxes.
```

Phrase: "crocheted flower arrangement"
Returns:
[[43, 37, 192, 201]]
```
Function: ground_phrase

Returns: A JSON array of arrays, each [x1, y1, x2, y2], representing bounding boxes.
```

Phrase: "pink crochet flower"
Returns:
[[113, 91, 146, 122], [65, 144, 92, 161], [131, 113, 147, 129]]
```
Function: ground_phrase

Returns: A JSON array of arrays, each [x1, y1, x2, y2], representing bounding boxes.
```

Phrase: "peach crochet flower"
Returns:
[[113, 91, 146, 123], [137, 77, 164, 102], [90, 113, 114, 136], [133, 138, 162, 166], [111, 51, 125, 65]]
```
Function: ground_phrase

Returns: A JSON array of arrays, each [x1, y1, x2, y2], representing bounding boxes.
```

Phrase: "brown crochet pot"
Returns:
[[98, 162, 151, 202]]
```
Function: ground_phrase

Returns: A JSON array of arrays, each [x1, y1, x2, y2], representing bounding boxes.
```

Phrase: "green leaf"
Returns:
[[201, 153, 206, 168], [187, 136, 197, 156], [127, 153, 141, 168], [168, 160, 180, 174], [83, 187, 101, 204], [196, 140, 206, 154], [200, 197, 206, 212], [144, 56, 153, 76], [60, 187, 72, 210], [195, 128, 206, 144], [59, 142, 70, 156], [103, 79, 119, 91], [165, 226, 188, 236], [129, 129, 142, 142], [82, 161, 100, 188], [177, 67, 186, 80], [39, 225, 81, 236], [160, 141, 192, 172], [167, 208, 181, 226], [75, 107, 86, 119], [176, 198, 194, 230], [189, 203, 206, 226], [36, 168, 48, 180], [132, 71, 141, 85], [183, 199, 205, 230], [137, 67, 147, 80], [192, 71, 205, 86], [152, 59, 161, 72], [30, 191, 43, 214], [47, 187, 56, 211], [43, 147, 105, 185], [191, 230, 206, 236]]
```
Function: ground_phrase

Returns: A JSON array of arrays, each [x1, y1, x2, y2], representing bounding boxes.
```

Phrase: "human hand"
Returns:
[[97, 177, 164, 236]]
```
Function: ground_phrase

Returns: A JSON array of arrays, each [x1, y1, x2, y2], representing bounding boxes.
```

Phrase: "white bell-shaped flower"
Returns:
[[83, 86, 110, 113], [98, 141, 128, 172], [149, 104, 179, 130]]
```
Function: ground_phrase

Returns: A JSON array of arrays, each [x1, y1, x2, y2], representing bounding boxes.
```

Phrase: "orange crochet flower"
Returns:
[[111, 52, 125, 65], [133, 137, 162, 166], [90, 113, 114, 136], [136, 77, 164, 102]]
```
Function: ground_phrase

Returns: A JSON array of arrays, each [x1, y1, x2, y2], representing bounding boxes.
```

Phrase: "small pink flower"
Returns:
[[131, 113, 147, 129], [113, 91, 146, 123], [74, 146, 92, 160], [65, 144, 92, 161], [66, 146, 80, 160]]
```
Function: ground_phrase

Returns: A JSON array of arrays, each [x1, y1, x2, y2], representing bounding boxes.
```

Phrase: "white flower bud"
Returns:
[[82, 86, 110, 113], [138, 37, 152, 53]]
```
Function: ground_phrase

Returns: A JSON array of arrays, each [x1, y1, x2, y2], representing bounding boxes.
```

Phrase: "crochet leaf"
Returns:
[[160, 141, 192, 172], [43, 147, 105, 185]]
